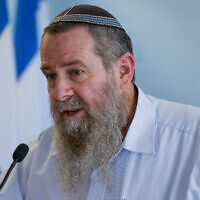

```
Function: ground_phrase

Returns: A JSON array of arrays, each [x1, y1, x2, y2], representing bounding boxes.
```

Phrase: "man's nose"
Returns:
[[54, 78, 74, 101]]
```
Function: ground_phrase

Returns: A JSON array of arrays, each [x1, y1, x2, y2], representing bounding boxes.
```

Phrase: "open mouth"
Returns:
[[63, 108, 84, 116], [67, 109, 80, 114]]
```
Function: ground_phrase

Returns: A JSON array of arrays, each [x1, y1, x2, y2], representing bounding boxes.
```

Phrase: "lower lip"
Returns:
[[63, 108, 85, 119]]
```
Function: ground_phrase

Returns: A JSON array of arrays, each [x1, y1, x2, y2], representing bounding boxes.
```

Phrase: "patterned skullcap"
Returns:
[[50, 4, 124, 30]]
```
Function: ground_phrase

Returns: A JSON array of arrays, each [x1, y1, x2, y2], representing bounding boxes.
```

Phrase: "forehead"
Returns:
[[40, 26, 95, 61]]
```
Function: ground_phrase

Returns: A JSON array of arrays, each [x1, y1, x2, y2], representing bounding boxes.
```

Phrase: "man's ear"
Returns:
[[117, 52, 135, 89]]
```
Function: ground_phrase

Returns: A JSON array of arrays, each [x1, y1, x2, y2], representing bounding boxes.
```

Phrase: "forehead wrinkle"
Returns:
[[41, 43, 93, 67], [42, 27, 95, 52], [41, 27, 102, 72]]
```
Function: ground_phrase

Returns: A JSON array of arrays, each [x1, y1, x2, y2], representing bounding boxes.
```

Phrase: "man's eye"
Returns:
[[72, 70, 83, 75], [47, 74, 56, 80]]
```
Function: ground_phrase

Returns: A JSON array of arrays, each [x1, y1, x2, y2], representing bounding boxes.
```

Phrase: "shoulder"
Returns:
[[26, 125, 55, 162], [29, 125, 55, 151], [148, 94, 200, 137], [18, 125, 55, 175], [0, 126, 56, 197]]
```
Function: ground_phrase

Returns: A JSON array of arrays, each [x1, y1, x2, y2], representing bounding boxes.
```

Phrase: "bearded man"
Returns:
[[0, 4, 200, 200]]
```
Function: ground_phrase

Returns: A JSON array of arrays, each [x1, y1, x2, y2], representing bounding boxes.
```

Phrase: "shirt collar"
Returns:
[[123, 87, 156, 154]]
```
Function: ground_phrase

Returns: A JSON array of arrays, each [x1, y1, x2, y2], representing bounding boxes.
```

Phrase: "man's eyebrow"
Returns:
[[40, 60, 87, 71], [63, 60, 87, 68]]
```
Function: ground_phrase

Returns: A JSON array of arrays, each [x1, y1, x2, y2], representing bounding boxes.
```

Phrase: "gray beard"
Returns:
[[52, 79, 130, 194]]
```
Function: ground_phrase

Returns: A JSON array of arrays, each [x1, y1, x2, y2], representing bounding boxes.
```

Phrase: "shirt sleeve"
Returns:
[[185, 138, 200, 200]]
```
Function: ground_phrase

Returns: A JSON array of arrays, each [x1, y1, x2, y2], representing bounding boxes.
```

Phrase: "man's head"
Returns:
[[42, 4, 134, 76], [40, 4, 136, 194]]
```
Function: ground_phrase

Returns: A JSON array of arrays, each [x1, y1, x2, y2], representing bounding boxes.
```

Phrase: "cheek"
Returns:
[[76, 84, 102, 108], [82, 83, 106, 105], [77, 88, 93, 105]]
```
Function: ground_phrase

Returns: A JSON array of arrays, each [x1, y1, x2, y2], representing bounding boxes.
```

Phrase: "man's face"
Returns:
[[40, 26, 130, 194], [41, 26, 111, 120]]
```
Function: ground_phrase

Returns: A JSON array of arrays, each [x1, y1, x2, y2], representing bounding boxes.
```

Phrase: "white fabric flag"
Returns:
[[0, 0, 19, 171], [0, 0, 52, 171]]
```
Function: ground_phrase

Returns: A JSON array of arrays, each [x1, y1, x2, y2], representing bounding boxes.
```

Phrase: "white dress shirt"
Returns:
[[0, 88, 200, 200]]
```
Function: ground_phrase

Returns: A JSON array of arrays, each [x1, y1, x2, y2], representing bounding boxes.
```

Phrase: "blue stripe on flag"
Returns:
[[0, 0, 8, 34], [14, 0, 39, 79]]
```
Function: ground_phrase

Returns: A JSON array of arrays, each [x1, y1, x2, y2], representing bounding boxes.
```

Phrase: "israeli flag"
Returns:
[[0, 0, 52, 170]]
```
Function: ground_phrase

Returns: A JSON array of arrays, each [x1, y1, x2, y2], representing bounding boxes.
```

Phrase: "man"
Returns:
[[0, 4, 200, 200]]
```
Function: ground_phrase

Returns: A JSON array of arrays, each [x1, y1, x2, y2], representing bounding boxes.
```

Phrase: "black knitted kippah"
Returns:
[[50, 4, 124, 30]]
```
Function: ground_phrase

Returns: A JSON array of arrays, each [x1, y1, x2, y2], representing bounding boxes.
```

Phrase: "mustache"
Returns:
[[55, 95, 88, 113]]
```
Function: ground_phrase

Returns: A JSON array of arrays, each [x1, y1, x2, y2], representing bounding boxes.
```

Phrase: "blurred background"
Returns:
[[0, 0, 200, 170]]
